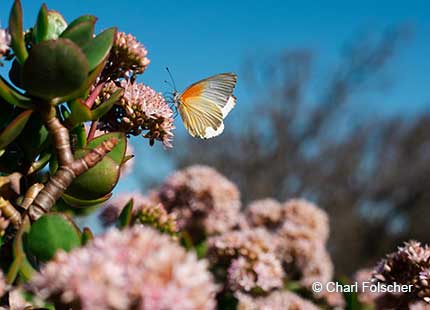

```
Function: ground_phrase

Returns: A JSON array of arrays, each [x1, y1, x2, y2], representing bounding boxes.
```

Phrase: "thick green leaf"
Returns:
[[62, 192, 112, 207], [87, 132, 127, 165], [66, 89, 122, 128], [27, 151, 51, 174], [66, 149, 120, 200], [70, 123, 87, 148], [27, 214, 81, 262], [91, 89, 123, 119], [51, 58, 106, 105], [17, 113, 49, 161], [117, 199, 133, 229], [12, 216, 35, 282], [0, 76, 33, 109], [0, 98, 14, 128], [6, 255, 22, 284], [54, 194, 111, 216], [83, 27, 116, 71], [0, 110, 32, 150], [9, 59, 23, 89], [22, 39, 89, 100], [66, 99, 92, 126], [8, 0, 28, 64], [33, 4, 49, 43], [67, 15, 97, 29], [45, 10, 68, 40], [81, 227, 94, 245], [61, 21, 95, 47]]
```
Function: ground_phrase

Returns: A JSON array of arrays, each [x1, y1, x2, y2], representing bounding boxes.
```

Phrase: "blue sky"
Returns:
[[1, 0, 430, 114], [1, 1, 430, 197]]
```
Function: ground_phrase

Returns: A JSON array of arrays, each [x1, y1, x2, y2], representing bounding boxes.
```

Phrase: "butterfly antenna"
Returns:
[[164, 80, 174, 89], [165, 67, 177, 92]]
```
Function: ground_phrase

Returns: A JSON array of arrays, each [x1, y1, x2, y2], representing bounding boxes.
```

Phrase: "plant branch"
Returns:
[[25, 103, 118, 221], [28, 137, 118, 221], [0, 196, 22, 227], [41, 104, 74, 166]]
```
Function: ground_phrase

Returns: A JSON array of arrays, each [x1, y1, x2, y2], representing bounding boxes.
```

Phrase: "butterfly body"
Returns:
[[173, 73, 237, 139]]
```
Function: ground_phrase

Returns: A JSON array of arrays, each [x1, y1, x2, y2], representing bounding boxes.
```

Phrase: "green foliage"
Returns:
[[0, 76, 32, 108], [61, 192, 112, 209], [33, 4, 49, 43], [9, 217, 36, 283], [45, 10, 68, 40], [83, 27, 116, 71], [22, 39, 89, 100], [8, 0, 28, 64], [86, 132, 127, 165], [61, 21, 95, 47], [66, 149, 120, 199], [16, 114, 49, 162], [27, 214, 81, 262], [0, 110, 32, 150], [117, 199, 134, 229], [3, 1, 115, 104], [81, 227, 94, 245], [63, 133, 126, 201], [65, 89, 123, 128]]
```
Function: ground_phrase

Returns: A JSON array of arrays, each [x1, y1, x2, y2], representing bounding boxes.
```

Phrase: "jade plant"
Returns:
[[0, 0, 174, 302]]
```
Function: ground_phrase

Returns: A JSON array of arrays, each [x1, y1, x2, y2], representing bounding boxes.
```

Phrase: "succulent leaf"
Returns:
[[33, 4, 49, 43], [66, 149, 120, 200], [0, 110, 32, 150], [22, 39, 88, 100], [27, 214, 81, 262], [8, 0, 28, 64], [83, 27, 116, 71], [86, 132, 127, 165], [61, 21, 95, 47]]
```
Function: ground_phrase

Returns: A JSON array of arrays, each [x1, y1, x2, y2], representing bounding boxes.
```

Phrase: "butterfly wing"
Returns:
[[179, 73, 237, 139]]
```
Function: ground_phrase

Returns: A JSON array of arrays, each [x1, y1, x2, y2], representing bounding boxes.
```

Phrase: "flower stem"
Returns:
[[85, 82, 105, 109]]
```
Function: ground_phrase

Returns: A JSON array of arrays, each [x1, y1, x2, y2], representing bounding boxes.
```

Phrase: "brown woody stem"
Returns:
[[28, 138, 118, 221], [0, 197, 22, 227], [41, 105, 74, 165], [26, 103, 118, 221]]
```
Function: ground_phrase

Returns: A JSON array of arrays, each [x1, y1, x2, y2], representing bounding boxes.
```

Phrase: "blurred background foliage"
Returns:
[[170, 27, 430, 276]]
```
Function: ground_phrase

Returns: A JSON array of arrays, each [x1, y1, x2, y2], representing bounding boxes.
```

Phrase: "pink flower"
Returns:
[[30, 226, 218, 310], [108, 31, 150, 78], [236, 290, 320, 310], [208, 228, 284, 294], [155, 165, 241, 241], [99, 80, 174, 148]]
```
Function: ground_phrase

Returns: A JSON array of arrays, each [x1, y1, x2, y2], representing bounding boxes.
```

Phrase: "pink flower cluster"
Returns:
[[154, 165, 242, 241], [372, 240, 430, 306], [30, 226, 218, 310], [99, 80, 175, 147], [236, 291, 320, 310], [108, 31, 150, 79], [208, 228, 284, 293], [98, 166, 342, 308]]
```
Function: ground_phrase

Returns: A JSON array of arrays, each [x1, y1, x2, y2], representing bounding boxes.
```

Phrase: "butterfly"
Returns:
[[172, 73, 237, 139]]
